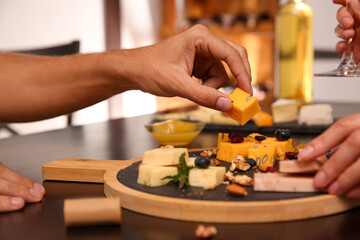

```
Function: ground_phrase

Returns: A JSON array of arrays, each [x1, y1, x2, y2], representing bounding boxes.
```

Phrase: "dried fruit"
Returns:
[[228, 131, 244, 143], [285, 152, 298, 160], [210, 159, 220, 166], [266, 167, 279, 173], [195, 225, 217, 239], [245, 158, 256, 167], [255, 135, 267, 141], [226, 184, 247, 196], [275, 129, 291, 141], [195, 157, 211, 169]]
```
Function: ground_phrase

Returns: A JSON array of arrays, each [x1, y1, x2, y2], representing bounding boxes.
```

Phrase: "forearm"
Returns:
[[0, 51, 135, 122]]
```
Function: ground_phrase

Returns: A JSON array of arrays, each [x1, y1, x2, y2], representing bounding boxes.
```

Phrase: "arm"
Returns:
[[0, 25, 252, 212], [0, 25, 251, 122]]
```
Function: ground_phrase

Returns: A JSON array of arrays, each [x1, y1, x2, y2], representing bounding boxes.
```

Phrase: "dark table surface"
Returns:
[[0, 102, 359, 240]]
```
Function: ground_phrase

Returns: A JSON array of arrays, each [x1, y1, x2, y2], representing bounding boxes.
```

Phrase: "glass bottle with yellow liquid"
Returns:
[[275, 0, 313, 104]]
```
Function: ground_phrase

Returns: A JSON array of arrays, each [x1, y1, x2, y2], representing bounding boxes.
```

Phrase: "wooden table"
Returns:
[[0, 103, 359, 240]]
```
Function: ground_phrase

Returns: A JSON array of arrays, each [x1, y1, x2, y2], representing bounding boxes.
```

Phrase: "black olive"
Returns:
[[255, 135, 266, 141], [245, 158, 256, 168], [195, 156, 211, 169], [275, 129, 291, 141]]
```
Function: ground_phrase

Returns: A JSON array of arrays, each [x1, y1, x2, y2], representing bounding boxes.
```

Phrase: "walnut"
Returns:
[[160, 145, 174, 149], [224, 171, 235, 183], [230, 155, 251, 171], [195, 225, 217, 239], [234, 175, 253, 186]]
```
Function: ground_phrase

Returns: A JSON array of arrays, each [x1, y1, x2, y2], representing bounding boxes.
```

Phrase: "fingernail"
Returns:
[[216, 97, 232, 112], [11, 197, 24, 206], [328, 181, 342, 195], [30, 184, 43, 198], [314, 171, 327, 188], [298, 145, 314, 161], [34, 183, 45, 193], [342, 17, 352, 28]]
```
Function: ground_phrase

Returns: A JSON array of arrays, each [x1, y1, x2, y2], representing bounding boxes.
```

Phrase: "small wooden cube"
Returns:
[[226, 88, 261, 125]]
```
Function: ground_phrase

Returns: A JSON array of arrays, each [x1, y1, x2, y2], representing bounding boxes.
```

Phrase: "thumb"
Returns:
[[179, 77, 232, 112]]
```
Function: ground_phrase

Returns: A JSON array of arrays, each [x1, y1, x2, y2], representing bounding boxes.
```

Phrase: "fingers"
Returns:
[[337, 6, 354, 30], [190, 25, 252, 95], [313, 129, 360, 193], [0, 196, 25, 212], [335, 24, 355, 39], [298, 113, 360, 162], [201, 60, 230, 89], [0, 162, 35, 189], [336, 41, 349, 55]]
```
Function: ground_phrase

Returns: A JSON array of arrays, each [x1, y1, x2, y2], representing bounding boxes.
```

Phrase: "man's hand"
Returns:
[[298, 113, 360, 198], [0, 162, 45, 212], [123, 24, 252, 112], [334, 0, 360, 64]]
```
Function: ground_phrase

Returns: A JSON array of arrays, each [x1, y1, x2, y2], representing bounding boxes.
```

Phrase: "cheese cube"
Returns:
[[189, 166, 226, 190], [137, 165, 178, 187], [226, 88, 261, 125], [271, 99, 299, 123], [262, 137, 294, 160], [298, 104, 333, 126], [217, 141, 255, 162], [252, 110, 273, 127], [248, 144, 277, 167], [142, 147, 189, 166], [244, 133, 265, 143]]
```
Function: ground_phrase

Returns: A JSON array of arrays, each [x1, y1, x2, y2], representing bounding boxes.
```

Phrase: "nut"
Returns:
[[234, 175, 254, 186], [230, 155, 251, 171], [226, 184, 247, 196], [195, 225, 217, 239], [160, 145, 174, 149], [225, 171, 235, 183], [229, 162, 236, 172]]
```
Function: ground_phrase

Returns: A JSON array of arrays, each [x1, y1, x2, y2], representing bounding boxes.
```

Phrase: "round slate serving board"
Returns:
[[103, 151, 360, 223]]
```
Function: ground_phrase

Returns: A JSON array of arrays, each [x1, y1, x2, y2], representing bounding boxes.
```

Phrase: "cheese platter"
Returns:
[[42, 149, 360, 223]]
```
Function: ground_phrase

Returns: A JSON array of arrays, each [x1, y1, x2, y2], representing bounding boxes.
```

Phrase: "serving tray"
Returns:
[[42, 150, 360, 223]]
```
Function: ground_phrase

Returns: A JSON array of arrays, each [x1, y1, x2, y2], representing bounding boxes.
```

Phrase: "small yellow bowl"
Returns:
[[145, 119, 205, 147]]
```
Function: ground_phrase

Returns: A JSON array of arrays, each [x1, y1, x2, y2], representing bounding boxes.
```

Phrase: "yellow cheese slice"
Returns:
[[142, 147, 189, 166], [137, 165, 178, 187]]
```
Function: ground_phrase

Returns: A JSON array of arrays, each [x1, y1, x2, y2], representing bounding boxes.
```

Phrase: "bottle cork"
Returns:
[[64, 197, 121, 227]]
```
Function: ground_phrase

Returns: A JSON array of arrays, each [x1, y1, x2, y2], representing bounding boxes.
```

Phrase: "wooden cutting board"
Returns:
[[42, 154, 360, 223]]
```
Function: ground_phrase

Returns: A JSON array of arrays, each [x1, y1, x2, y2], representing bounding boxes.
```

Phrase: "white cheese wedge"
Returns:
[[137, 165, 178, 187], [271, 99, 299, 123], [298, 104, 333, 126], [142, 147, 189, 166], [189, 166, 226, 190], [253, 173, 320, 192]]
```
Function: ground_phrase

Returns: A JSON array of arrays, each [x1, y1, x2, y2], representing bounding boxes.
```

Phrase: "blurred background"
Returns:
[[0, 0, 359, 138]]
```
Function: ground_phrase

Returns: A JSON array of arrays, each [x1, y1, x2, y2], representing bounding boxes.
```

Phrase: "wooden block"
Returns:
[[42, 158, 139, 183], [64, 197, 121, 227], [254, 173, 320, 192]]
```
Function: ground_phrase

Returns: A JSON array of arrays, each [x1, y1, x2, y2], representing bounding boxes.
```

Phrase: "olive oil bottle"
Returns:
[[275, 0, 313, 104]]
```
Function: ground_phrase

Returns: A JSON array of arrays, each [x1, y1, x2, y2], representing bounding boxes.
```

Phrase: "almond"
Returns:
[[226, 184, 247, 196]]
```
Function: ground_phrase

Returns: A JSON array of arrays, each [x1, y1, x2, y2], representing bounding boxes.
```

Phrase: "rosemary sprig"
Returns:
[[162, 153, 194, 189]]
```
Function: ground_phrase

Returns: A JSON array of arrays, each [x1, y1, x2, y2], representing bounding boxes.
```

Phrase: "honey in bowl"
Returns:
[[145, 120, 205, 146]]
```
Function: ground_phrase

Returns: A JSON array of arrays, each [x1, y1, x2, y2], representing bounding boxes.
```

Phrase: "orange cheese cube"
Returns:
[[217, 132, 229, 147], [252, 110, 273, 127], [248, 144, 277, 167], [226, 88, 261, 125], [262, 137, 294, 160], [217, 141, 255, 162], [244, 133, 265, 144]]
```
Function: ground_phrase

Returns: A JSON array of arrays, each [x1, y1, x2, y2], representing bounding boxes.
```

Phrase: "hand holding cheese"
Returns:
[[298, 113, 360, 198]]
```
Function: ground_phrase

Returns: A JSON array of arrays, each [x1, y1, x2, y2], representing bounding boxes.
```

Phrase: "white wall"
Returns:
[[0, 0, 108, 137]]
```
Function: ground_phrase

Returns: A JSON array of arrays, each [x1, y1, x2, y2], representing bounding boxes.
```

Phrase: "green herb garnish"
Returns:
[[211, 158, 216, 166], [162, 153, 194, 189]]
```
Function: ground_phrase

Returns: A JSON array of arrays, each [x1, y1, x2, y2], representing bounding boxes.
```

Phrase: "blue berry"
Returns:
[[255, 135, 266, 141], [245, 158, 256, 168], [195, 156, 211, 169], [275, 129, 291, 141]]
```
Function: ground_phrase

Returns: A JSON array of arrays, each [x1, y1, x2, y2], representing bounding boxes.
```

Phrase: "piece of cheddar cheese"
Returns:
[[252, 110, 273, 127], [248, 144, 277, 167], [262, 137, 294, 160], [217, 141, 255, 162], [226, 88, 261, 125]]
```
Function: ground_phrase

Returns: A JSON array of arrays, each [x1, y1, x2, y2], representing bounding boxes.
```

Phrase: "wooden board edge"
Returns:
[[104, 167, 360, 223]]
